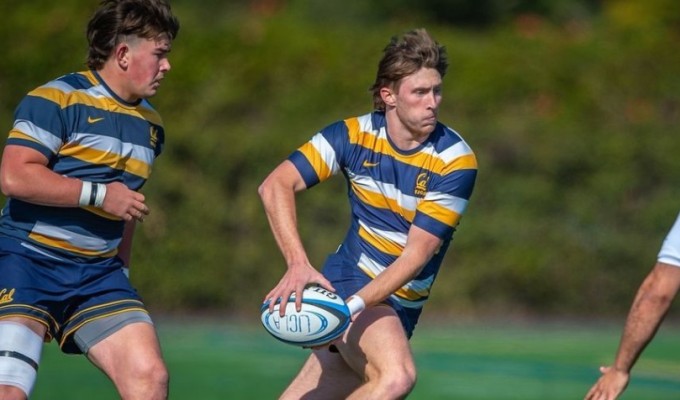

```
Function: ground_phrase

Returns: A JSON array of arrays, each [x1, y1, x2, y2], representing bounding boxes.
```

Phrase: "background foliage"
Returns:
[[1, 0, 679, 319]]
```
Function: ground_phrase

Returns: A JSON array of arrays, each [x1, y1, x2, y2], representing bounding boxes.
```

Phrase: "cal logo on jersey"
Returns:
[[150, 126, 159, 149], [415, 172, 429, 197]]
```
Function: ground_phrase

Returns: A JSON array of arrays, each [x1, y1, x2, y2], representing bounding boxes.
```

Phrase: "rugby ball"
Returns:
[[260, 286, 351, 347]]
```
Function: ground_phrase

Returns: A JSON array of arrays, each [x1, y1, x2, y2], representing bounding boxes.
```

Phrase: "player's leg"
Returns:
[[280, 347, 362, 399], [280, 305, 415, 400], [336, 304, 416, 399], [83, 317, 168, 400], [0, 317, 47, 400]]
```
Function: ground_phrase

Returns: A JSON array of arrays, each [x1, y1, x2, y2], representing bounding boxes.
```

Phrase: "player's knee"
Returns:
[[0, 322, 43, 399], [0, 384, 29, 400], [134, 357, 169, 392], [141, 360, 168, 386], [379, 364, 417, 398], [115, 358, 168, 399]]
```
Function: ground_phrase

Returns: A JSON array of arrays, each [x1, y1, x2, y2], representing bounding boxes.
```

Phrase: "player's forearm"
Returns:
[[356, 235, 437, 307], [613, 283, 673, 372], [1, 162, 83, 207], [356, 255, 426, 307], [259, 175, 309, 268], [357, 228, 441, 307]]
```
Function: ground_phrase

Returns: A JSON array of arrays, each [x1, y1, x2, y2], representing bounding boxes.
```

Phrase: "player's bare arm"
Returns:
[[353, 225, 443, 309], [0, 145, 83, 206], [0, 145, 148, 223], [259, 160, 335, 314], [585, 262, 680, 400]]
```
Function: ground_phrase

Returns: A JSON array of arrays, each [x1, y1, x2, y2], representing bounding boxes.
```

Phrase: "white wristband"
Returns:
[[346, 295, 366, 316], [79, 181, 92, 207], [93, 183, 107, 208]]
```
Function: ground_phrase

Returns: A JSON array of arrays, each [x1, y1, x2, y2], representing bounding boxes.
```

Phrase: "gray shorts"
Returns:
[[74, 311, 153, 353]]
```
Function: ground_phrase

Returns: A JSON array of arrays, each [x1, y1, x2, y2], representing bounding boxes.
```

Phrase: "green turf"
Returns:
[[30, 319, 680, 399]]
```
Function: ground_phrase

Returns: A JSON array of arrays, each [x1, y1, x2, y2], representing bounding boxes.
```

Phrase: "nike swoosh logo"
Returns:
[[88, 116, 105, 124], [363, 161, 379, 167]]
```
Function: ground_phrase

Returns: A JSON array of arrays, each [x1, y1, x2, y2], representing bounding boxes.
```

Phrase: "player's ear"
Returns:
[[114, 42, 130, 70], [380, 86, 396, 108]]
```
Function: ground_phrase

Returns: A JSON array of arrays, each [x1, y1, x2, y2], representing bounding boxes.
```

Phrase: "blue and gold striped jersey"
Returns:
[[0, 70, 165, 261], [289, 111, 477, 309]]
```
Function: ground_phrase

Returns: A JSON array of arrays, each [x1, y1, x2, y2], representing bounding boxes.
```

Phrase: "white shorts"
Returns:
[[658, 212, 680, 267]]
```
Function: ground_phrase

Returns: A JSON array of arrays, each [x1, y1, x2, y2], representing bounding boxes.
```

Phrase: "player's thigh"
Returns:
[[337, 305, 415, 379], [0, 316, 46, 337], [86, 321, 165, 379], [0, 317, 46, 399]]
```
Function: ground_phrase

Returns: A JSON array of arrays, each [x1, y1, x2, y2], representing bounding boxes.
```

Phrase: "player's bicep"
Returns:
[[1, 144, 50, 166], [261, 160, 308, 193], [0, 145, 50, 193]]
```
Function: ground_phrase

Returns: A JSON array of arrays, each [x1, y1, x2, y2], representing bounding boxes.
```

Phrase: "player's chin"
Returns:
[[145, 85, 161, 97], [419, 124, 436, 136]]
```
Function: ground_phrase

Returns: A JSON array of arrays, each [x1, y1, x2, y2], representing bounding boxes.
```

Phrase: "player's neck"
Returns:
[[384, 111, 431, 151], [97, 65, 140, 104]]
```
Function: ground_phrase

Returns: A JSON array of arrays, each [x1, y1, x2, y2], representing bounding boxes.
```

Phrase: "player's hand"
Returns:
[[263, 262, 335, 316], [584, 366, 630, 400], [100, 181, 149, 222]]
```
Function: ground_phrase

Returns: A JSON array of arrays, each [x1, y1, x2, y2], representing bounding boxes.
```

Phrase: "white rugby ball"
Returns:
[[260, 286, 351, 347]]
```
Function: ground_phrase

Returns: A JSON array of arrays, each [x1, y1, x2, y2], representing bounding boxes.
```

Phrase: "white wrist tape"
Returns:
[[78, 181, 92, 207], [346, 295, 366, 316], [78, 181, 106, 208], [93, 183, 107, 208]]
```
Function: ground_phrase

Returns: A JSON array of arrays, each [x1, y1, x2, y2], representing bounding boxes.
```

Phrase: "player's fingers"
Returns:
[[267, 297, 278, 314], [132, 190, 146, 203], [584, 387, 603, 400], [263, 287, 281, 313], [277, 289, 296, 316], [263, 289, 276, 303], [315, 277, 335, 293], [131, 209, 145, 222], [583, 388, 596, 400], [295, 285, 305, 312], [266, 294, 282, 315]]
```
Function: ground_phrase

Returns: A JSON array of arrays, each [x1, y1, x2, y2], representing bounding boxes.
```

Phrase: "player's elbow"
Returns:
[[258, 171, 298, 204], [257, 177, 273, 203], [645, 291, 675, 308], [0, 169, 23, 198]]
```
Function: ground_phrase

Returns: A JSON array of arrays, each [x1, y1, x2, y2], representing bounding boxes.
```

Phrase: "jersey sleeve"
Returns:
[[7, 87, 66, 160], [287, 120, 348, 189]]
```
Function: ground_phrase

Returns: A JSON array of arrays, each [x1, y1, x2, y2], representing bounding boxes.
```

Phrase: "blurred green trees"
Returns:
[[0, 0, 678, 318]]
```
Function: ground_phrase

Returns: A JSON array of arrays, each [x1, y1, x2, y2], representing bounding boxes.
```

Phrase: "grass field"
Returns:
[[31, 317, 680, 399]]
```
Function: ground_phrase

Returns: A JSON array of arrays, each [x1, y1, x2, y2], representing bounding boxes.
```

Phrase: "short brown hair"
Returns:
[[86, 0, 180, 70], [370, 28, 448, 111]]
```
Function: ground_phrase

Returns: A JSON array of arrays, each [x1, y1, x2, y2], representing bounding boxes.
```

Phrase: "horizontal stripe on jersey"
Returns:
[[0, 71, 164, 259], [289, 111, 477, 308]]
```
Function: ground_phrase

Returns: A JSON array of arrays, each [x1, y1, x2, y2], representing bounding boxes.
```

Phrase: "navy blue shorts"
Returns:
[[0, 237, 148, 354], [321, 251, 422, 338]]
